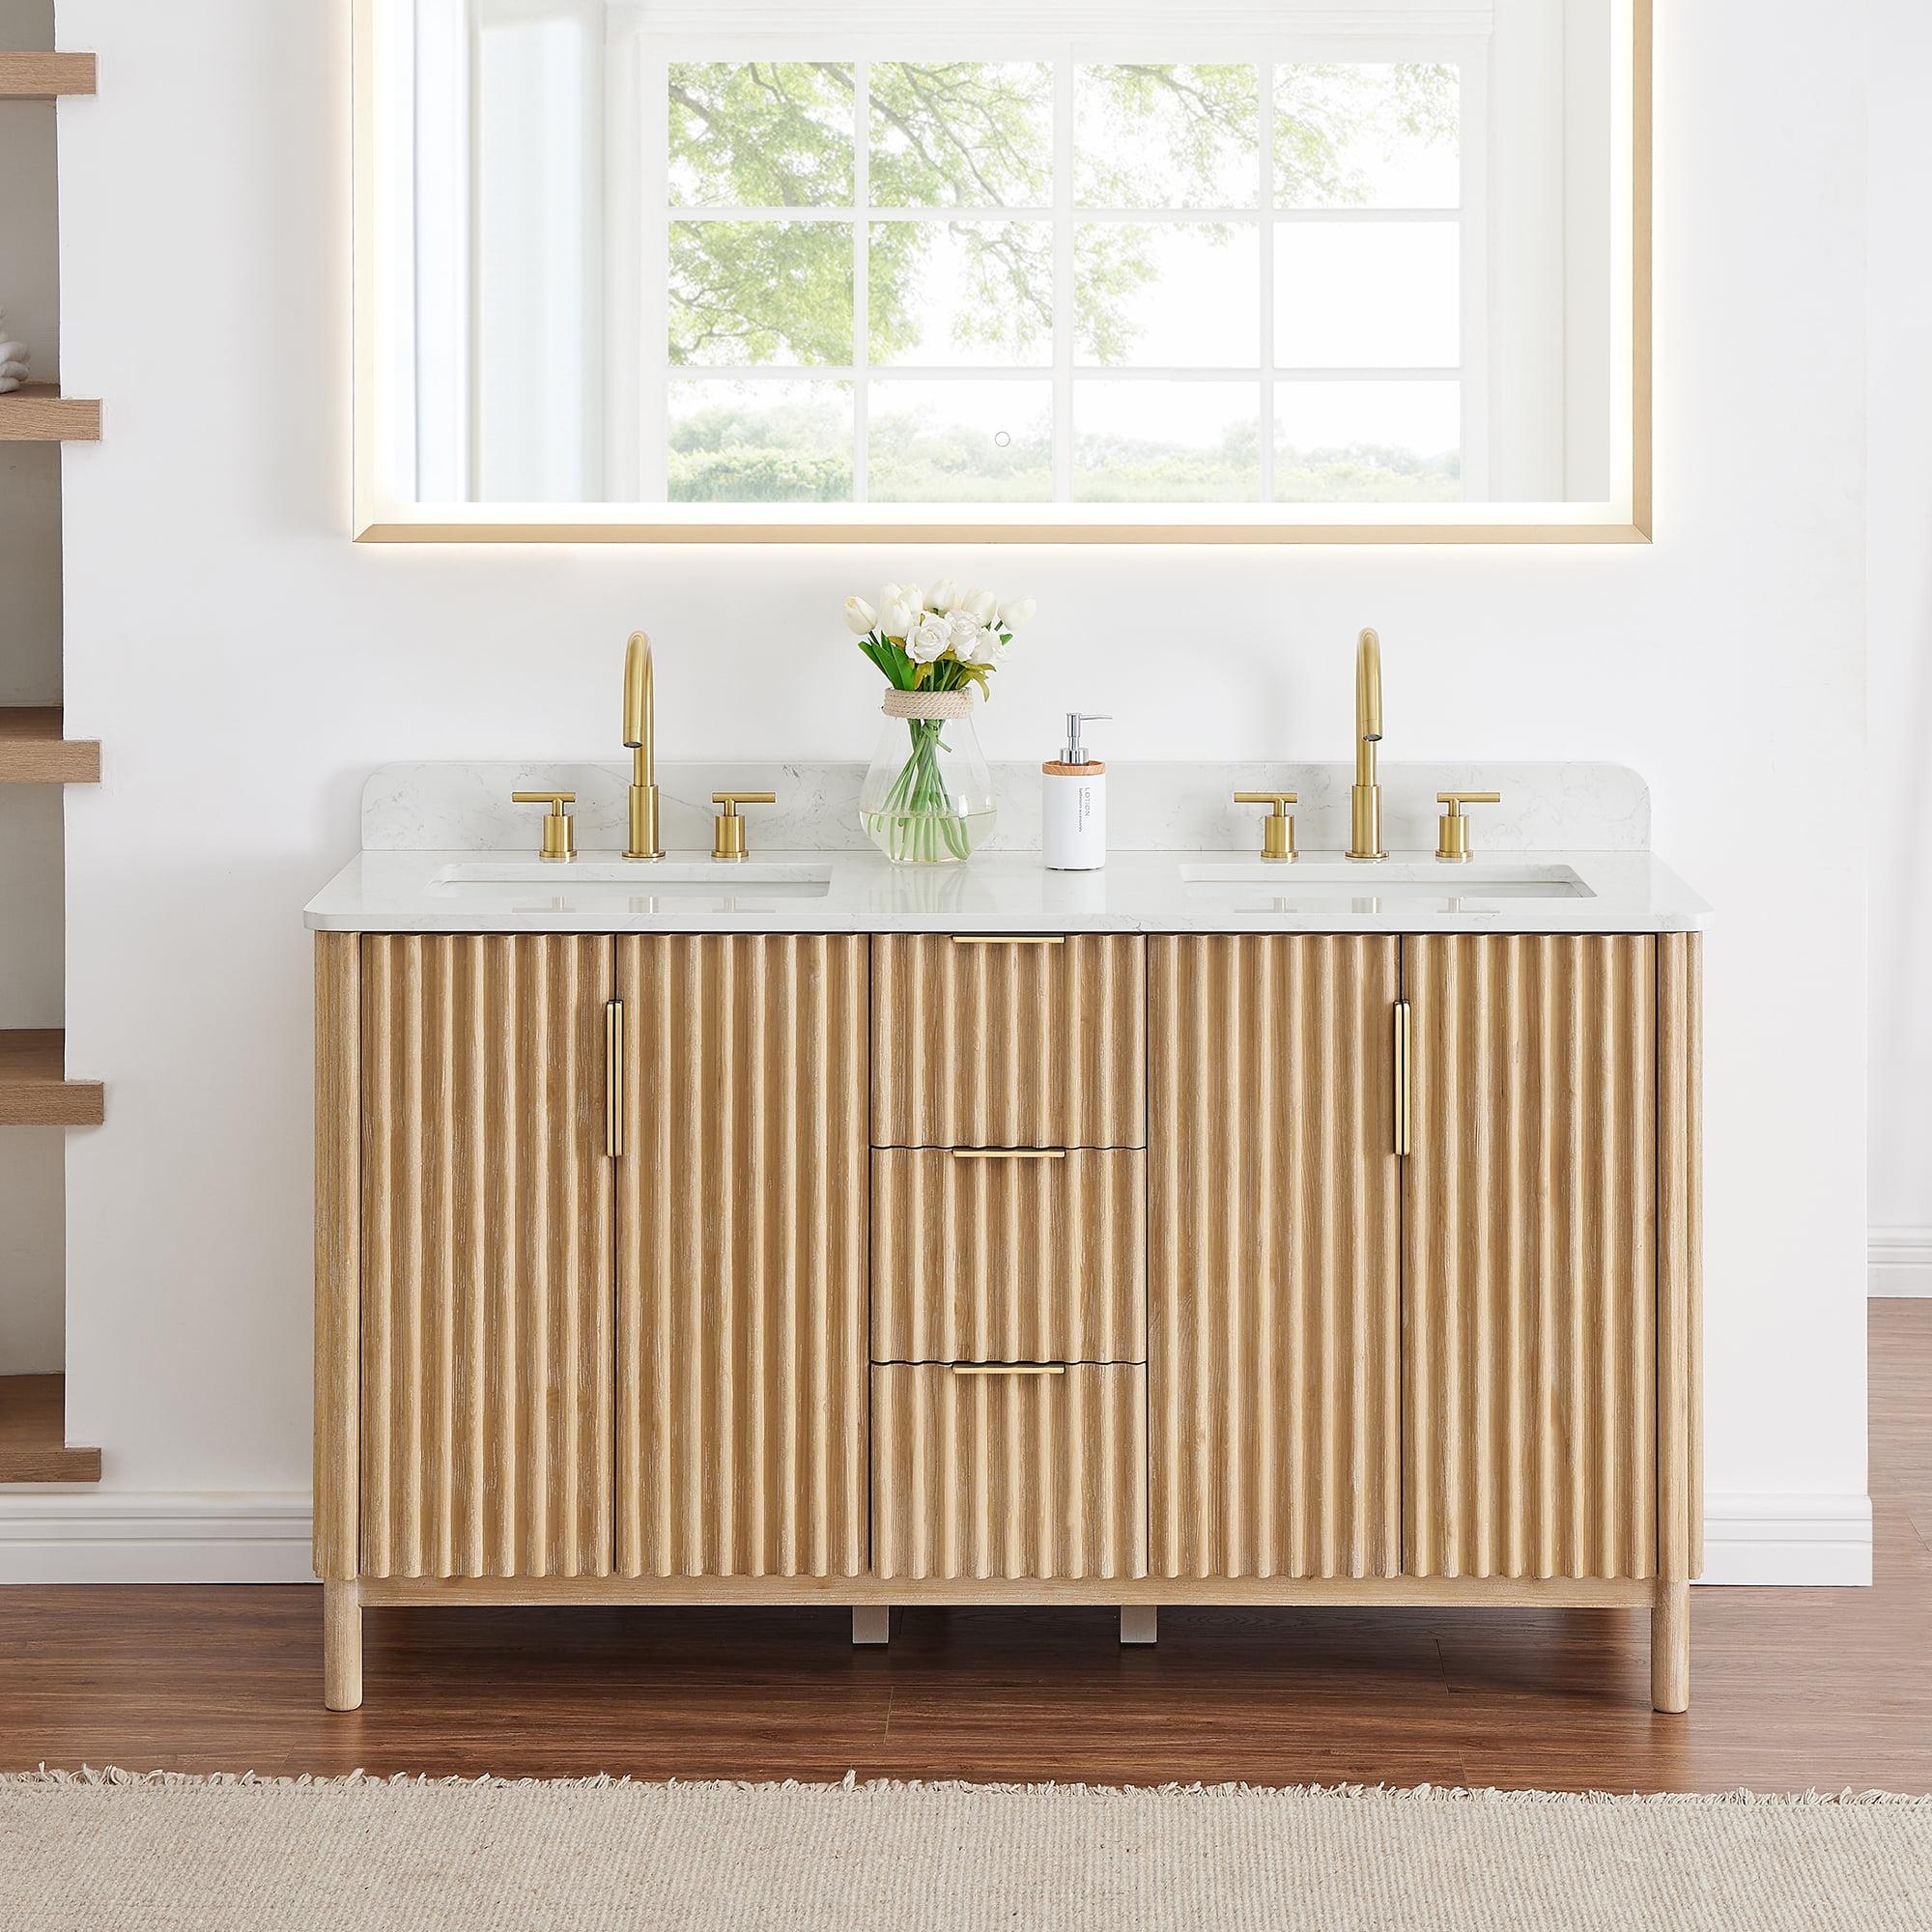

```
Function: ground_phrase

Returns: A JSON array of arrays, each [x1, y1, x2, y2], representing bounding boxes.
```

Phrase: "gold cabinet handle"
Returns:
[[511, 789, 577, 863], [950, 935, 1065, 946], [605, 999, 625, 1158], [711, 789, 778, 862], [949, 1148, 1067, 1162], [949, 1364, 1067, 1378], [1393, 1000, 1412, 1157], [1435, 789, 1502, 863], [1233, 790, 1299, 864]]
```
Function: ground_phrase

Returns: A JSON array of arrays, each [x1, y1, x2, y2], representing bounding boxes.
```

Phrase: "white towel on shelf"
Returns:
[[0, 342, 26, 364], [0, 361, 29, 382], [0, 378, 21, 395]]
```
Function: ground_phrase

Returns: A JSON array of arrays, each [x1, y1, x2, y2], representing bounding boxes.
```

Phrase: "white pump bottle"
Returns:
[[1041, 712, 1110, 871]]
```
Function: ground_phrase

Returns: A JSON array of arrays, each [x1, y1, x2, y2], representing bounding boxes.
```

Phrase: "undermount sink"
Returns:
[[432, 860, 834, 899], [1179, 860, 1592, 903]]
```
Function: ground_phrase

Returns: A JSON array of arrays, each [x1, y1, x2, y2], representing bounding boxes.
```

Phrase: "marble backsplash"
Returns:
[[363, 761, 1651, 855]]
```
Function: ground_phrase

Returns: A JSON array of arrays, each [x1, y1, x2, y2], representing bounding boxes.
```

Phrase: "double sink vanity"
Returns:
[[307, 655, 1705, 1720]]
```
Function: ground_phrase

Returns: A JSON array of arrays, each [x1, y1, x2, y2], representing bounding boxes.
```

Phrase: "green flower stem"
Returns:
[[879, 719, 971, 864]]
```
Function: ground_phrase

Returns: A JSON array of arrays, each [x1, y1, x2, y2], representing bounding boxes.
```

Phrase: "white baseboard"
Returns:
[[0, 1489, 1876, 1588], [1869, 1226, 1932, 1297]]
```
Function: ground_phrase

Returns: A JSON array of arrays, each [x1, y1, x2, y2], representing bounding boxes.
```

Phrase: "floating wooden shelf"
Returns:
[[0, 1377, 100, 1484], [0, 708, 99, 784], [0, 384, 101, 443], [0, 52, 95, 98], [0, 1032, 102, 1127]]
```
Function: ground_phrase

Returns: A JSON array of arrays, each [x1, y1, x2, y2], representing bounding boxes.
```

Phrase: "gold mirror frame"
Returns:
[[353, 0, 1649, 546]]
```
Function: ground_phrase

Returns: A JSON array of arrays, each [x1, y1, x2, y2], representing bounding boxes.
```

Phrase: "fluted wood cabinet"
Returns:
[[316, 925, 1699, 1718]]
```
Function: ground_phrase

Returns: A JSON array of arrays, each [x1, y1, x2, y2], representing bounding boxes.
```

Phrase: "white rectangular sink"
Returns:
[[433, 860, 833, 900], [1179, 860, 1592, 904]]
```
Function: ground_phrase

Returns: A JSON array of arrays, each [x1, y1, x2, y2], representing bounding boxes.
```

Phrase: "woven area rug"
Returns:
[[3, 1773, 1928, 1932]]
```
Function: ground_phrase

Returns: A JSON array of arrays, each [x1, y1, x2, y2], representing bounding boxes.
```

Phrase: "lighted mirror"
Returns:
[[354, 1, 1648, 542]]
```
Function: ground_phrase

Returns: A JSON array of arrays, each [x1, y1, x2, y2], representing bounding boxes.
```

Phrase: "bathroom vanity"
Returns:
[[308, 761, 1703, 1717]]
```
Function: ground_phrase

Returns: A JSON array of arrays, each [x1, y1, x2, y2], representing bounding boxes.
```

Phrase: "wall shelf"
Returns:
[[0, 1032, 103, 1128], [0, 384, 101, 443], [0, 52, 95, 98], [0, 1377, 100, 1484], [0, 708, 99, 784]]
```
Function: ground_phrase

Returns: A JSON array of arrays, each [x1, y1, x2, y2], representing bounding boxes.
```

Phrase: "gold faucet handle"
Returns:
[[1233, 790, 1298, 864], [1436, 789, 1501, 863], [712, 790, 778, 861], [511, 790, 578, 863]]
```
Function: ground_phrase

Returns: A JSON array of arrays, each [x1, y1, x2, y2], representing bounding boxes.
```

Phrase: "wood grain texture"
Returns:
[[0, 1376, 100, 1484], [871, 1148, 1147, 1364], [0, 51, 96, 96], [1149, 935, 1402, 1580], [359, 935, 614, 1579], [1403, 935, 1658, 1581], [1658, 932, 1704, 1581], [313, 935, 360, 1581], [0, 385, 100, 441], [0, 708, 99, 784], [0, 1030, 103, 1126], [615, 935, 869, 1579], [870, 935, 1146, 1150], [872, 1364, 1148, 1581]]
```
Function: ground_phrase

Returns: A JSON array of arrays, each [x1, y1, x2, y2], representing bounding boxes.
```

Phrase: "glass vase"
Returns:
[[858, 690, 995, 865]]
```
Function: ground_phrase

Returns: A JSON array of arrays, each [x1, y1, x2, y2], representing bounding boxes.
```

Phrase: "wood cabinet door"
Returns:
[[614, 935, 870, 1578], [358, 935, 615, 1579], [1149, 935, 1403, 1579], [1402, 935, 1658, 1580]]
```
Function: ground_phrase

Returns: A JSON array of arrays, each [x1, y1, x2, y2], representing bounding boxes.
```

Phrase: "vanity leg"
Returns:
[[1120, 1605, 1158, 1647], [324, 1577, 364, 1712], [1650, 1579, 1690, 1714], [852, 1605, 893, 1647]]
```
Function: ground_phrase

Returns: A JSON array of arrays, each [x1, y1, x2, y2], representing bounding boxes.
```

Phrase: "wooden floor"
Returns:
[[1, 1303, 1926, 1793]]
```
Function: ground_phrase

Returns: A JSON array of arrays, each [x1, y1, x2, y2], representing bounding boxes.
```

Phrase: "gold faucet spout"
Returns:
[[1348, 626, 1387, 861], [623, 630, 664, 860]]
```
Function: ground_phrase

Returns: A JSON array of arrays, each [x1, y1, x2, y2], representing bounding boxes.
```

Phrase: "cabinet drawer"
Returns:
[[871, 934, 1146, 1149], [872, 1148, 1146, 1363], [872, 1363, 1148, 1580]]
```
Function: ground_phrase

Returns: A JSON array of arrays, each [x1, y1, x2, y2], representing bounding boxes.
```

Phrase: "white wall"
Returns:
[[1865, 0, 1932, 1298], [28, 0, 1870, 1580], [0, 0, 66, 1377]]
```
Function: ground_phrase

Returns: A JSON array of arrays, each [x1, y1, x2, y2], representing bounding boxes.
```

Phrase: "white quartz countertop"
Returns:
[[305, 847, 1709, 935]]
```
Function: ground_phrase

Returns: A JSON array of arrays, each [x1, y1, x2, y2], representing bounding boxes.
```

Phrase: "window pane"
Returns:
[[668, 63, 854, 208], [1274, 380, 1460, 501], [1073, 382, 1261, 501], [1276, 64, 1460, 210], [868, 64, 1052, 208], [668, 381, 854, 503], [1076, 222, 1260, 367], [1275, 222, 1458, 367], [669, 222, 853, 366], [1075, 65, 1259, 209], [869, 221, 1052, 367], [867, 381, 1052, 501]]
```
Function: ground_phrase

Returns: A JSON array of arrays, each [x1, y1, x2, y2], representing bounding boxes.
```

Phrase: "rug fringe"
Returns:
[[4, 1767, 1929, 1807]]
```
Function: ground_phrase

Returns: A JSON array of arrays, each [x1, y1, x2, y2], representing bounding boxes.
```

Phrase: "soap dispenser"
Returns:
[[1042, 712, 1110, 871]]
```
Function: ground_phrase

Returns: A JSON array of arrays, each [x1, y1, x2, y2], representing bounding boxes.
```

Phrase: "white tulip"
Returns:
[[998, 595, 1036, 631], [843, 595, 878, 636], [880, 598, 918, 639], [959, 587, 998, 622], [906, 612, 953, 663], [927, 579, 960, 613], [901, 583, 923, 615]]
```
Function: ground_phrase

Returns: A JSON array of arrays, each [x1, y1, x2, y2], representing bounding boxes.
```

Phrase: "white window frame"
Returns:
[[354, 0, 1648, 543]]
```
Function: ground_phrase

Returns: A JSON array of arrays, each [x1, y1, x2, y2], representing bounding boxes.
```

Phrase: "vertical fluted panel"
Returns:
[[615, 934, 868, 1578], [871, 936, 1146, 1148], [314, 934, 361, 1582], [1658, 932, 1703, 1581], [359, 934, 614, 1579], [872, 1365, 1147, 1579], [871, 1149, 1146, 1363], [1403, 935, 1657, 1580], [1148, 936, 1402, 1579]]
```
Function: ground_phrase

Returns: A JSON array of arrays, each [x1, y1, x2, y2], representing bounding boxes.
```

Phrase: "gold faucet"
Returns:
[[1347, 626, 1386, 862], [622, 630, 664, 861]]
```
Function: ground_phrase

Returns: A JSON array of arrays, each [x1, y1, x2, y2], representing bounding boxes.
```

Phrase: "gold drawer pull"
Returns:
[[950, 1148, 1067, 1162], [949, 935, 1065, 946], [605, 999, 625, 1159], [1393, 999, 1412, 1158], [949, 1364, 1067, 1378]]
